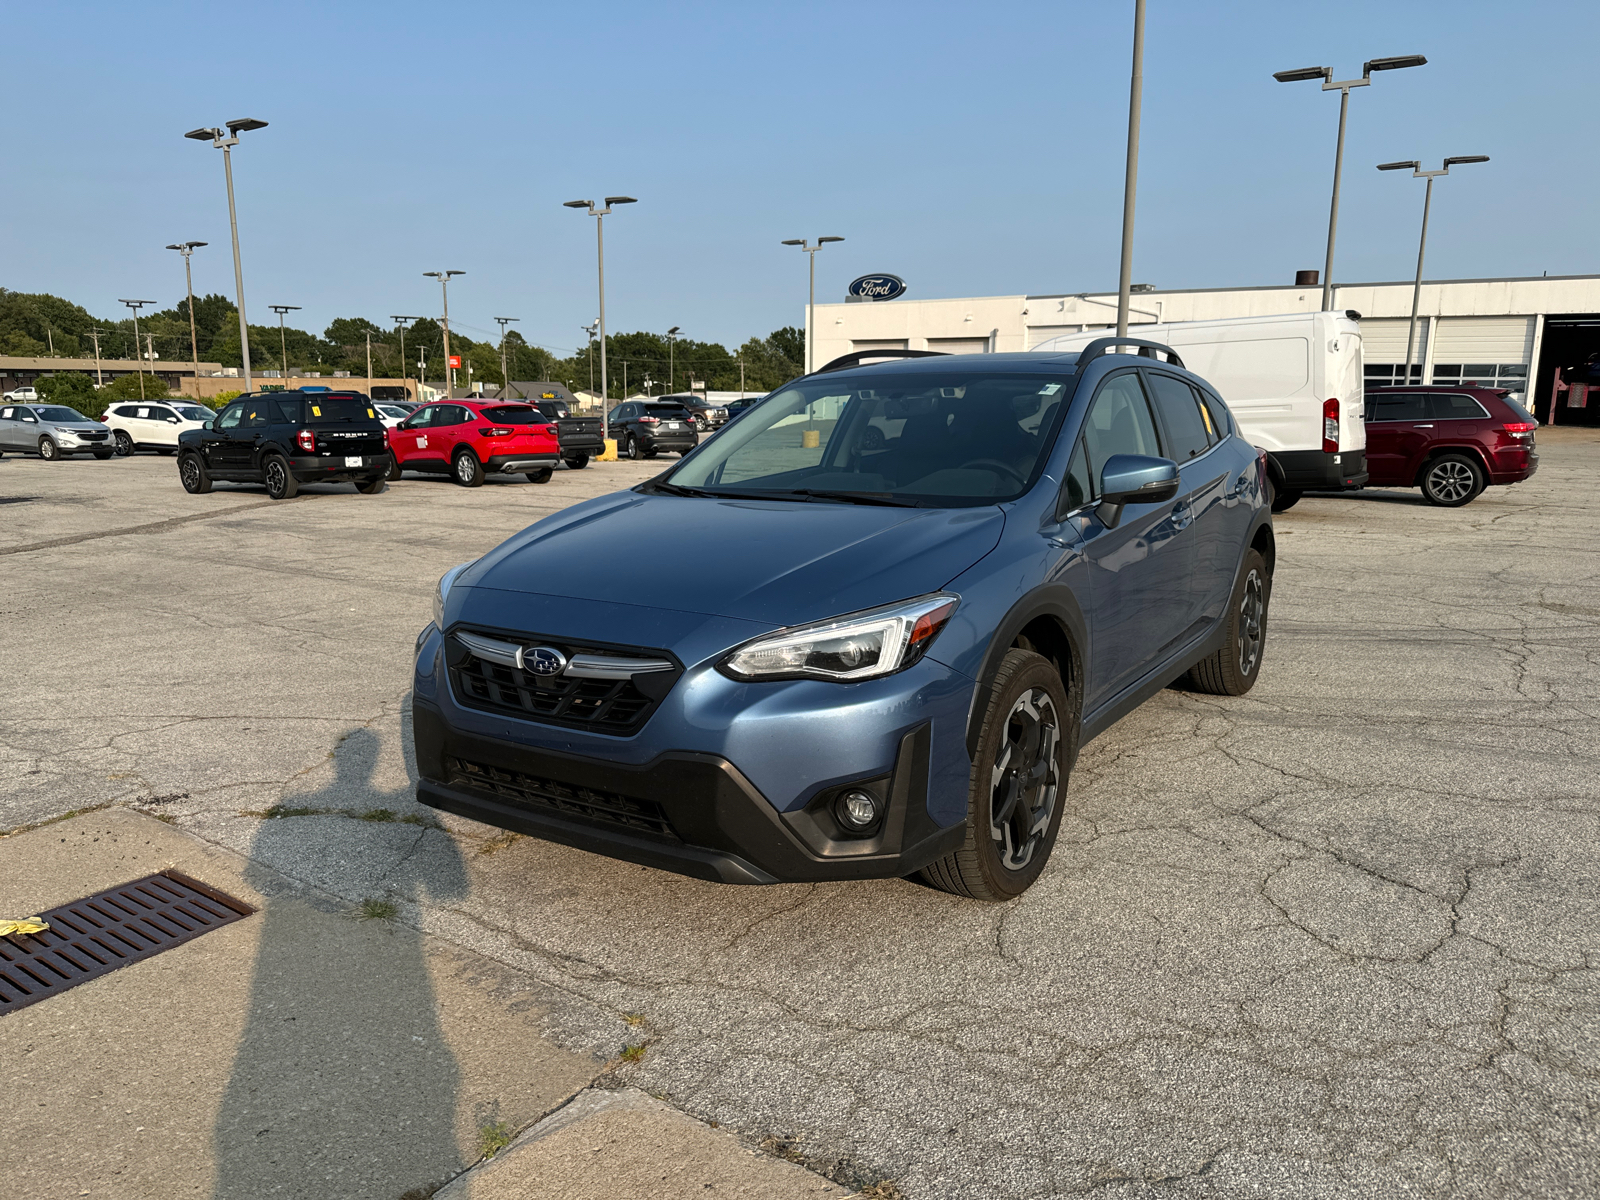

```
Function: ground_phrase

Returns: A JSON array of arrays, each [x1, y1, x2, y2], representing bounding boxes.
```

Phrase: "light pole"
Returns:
[[269, 305, 299, 385], [184, 118, 267, 391], [582, 320, 599, 395], [166, 241, 207, 399], [1275, 55, 1427, 311], [392, 316, 421, 402], [1115, 0, 1146, 339], [666, 326, 681, 393], [119, 299, 155, 399], [563, 196, 636, 419], [423, 271, 464, 397], [1378, 155, 1490, 386], [780, 237, 845, 374], [494, 316, 519, 397]]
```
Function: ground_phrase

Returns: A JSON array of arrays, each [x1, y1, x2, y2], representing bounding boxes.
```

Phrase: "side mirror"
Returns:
[[167, 416, 180, 424], [1097, 454, 1180, 529]]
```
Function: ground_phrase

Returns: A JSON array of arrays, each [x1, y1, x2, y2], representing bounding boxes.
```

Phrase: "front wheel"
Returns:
[[178, 451, 213, 494], [38, 437, 59, 461], [93, 450, 113, 460], [452, 448, 485, 487], [920, 649, 1068, 902], [1421, 454, 1485, 507], [1187, 548, 1270, 696], [114, 430, 134, 456], [564, 455, 589, 471], [263, 453, 298, 500]]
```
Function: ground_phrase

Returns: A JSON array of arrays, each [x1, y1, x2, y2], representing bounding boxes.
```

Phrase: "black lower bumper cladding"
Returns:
[[412, 703, 961, 884]]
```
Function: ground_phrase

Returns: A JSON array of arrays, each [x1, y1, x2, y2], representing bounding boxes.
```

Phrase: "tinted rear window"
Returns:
[[276, 396, 380, 424], [481, 406, 547, 424], [1501, 396, 1537, 424], [644, 406, 691, 419], [1427, 393, 1490, 420]]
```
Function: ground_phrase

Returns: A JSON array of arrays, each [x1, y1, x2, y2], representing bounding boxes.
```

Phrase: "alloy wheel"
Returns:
[[180, 457, 201, 491], [265, 459, 286, 496], [1426, 460, 1475, 503], [455, 454, 474, 483], [1237, 568, 1264, 677], [988, 689, 1060, 871], [115, 431, 133, 456]]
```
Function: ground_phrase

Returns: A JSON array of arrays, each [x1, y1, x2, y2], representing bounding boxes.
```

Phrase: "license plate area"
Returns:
[[344, 455, 363, 467]]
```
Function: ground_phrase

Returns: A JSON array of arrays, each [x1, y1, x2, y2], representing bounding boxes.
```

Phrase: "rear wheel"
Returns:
[[1187, 549, 1270, 696], [178, 451, 212, 494], [386, 454, 403, 481], [626, 434, 642, 461], [38, 437, 59, 461], [114, 430, 134, 456], [524, 467, 553, 484], [564, 454, 589, 470], [1270, 488, 1301, 513], [920, 649, 1068, 902], [263, 453, 298, 500], [452, 448, 485, 487], [1421, 454, 1485, 507], [355, 475, 386, 495]]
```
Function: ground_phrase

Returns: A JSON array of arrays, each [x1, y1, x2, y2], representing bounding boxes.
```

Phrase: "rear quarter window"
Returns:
[[276, 396, 381, 424]]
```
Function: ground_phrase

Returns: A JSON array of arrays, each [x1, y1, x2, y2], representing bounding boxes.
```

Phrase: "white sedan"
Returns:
[[102, 400, 217, 455]]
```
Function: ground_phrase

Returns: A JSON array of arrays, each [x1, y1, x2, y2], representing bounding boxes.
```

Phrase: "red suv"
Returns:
[[387, 400, 560, 486], [1362, 386, 1538, 507]]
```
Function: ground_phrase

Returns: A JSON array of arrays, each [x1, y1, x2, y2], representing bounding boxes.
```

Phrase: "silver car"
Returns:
[[0, 404, 116, 460]]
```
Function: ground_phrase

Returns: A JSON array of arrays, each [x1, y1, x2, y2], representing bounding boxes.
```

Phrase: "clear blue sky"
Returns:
[[6, 0, 1595, 355]]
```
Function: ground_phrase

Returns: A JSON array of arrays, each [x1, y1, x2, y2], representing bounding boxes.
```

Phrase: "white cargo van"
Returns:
[[1034, 312, 1367, 509]]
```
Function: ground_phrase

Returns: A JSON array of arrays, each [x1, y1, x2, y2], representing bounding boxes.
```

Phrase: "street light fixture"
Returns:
[[494, 316, 519, 397], [184, 118, 267, 391], [781, 236, 845, 374], [166, 241, 207, 399], [1378, 154, 1490, 386], [1274, 54, 1427, 310], [118, 299, 155, 400], [666, 326, 681, 393], [564, 196, 636, 419], [392, 316, 422, 402], [268, 305, 300, 384], [423, 271, 465, 397]]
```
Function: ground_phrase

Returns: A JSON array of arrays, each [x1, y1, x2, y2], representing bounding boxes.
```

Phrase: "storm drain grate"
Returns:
[[0, 870, 254, 1017]]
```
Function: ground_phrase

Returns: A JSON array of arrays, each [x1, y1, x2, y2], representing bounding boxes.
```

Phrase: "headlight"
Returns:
[[719, 593, 959, 683], [433, 561, 474, 628]]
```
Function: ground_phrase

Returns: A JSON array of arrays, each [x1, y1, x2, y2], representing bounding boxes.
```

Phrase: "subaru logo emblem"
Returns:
[[518, 646, 567, 676]]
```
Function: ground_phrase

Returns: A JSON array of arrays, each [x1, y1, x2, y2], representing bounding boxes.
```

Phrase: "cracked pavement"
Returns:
[[3, 431, 1598, 1198]]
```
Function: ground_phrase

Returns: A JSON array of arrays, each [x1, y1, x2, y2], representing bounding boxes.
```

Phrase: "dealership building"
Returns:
[[810, 272, 1600, 424]]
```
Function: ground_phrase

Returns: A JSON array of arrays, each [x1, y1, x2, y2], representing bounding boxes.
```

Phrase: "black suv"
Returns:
[[177, 390, 390, 499], [606, 400, 699, 459], [528, 397, 604, 469]]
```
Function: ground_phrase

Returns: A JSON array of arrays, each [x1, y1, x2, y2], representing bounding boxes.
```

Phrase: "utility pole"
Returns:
[[563, 197, 637, 420], [366, 330, 373, 397], [582, 319, 598, 396], [495, 316, 519, 398], [119, 300, 154, 400], [738, 356, 745, 398], [90, 328, 104, 387], [166, 242, 207, 398], [269, 305, 300, 387], [392, 316, 421, 403], [780, 238, 844, 373], [184, 119, 267, 391], [423, 271, 464, 398], [667, 326, 680, 392]]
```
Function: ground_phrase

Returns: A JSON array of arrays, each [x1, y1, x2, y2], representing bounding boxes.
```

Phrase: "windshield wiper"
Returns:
[[638, 479, 714, 497], [786, 488, 923, 507]]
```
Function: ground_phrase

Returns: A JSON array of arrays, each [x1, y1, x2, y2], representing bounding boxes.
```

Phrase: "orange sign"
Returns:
[[448, 355, 461, 369]]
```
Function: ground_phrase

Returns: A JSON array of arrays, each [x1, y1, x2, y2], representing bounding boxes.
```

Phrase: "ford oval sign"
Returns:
[[847, 274, 907, 302]]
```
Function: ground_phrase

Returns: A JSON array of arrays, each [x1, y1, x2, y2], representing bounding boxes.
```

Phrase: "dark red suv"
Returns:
[[1362, 386, 1538, 507], [387, 400, 560, 486]]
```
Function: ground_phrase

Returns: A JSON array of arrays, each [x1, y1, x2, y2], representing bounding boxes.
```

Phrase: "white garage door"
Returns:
[[926, 337, 990, 354], [851, 340, 908, 352]]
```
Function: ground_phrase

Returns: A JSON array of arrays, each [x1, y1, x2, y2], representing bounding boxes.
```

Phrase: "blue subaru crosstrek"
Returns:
[[412, 340, 1274, 900]]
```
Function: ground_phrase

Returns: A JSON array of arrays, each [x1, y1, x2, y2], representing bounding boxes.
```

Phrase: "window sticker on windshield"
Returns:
[[311, 405, 322, 416], [1038, 383, 1062, 395]]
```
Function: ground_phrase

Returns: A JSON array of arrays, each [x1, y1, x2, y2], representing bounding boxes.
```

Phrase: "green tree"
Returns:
[[768, 326, 804, 369], [35, 372, 98, 405]]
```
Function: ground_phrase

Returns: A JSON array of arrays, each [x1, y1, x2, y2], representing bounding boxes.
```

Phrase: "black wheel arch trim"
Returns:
[[961, 585, 1088, 768]]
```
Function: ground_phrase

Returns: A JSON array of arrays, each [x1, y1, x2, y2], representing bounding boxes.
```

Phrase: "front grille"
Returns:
[[448, 755, 678, 840], [446, 630, 678, 733], [77, 432, 108, 441]]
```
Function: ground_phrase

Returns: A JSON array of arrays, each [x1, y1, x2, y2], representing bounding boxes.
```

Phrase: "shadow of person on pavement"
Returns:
[[213, 719, 472, 1199]]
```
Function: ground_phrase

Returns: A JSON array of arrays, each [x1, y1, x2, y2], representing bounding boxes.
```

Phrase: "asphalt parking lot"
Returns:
[[4, 431, 1599, 1199]]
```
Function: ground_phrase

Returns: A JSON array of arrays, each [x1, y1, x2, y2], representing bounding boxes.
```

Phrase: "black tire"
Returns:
[[1187, 548, 1270, 696], [355, 475, 387, 495], [38, 437, 59, 461], [114, 430, 134, 456], [386, 454, 403, 481], [524, 467, 553, 484], [263, 453, 298, 500], [1270, 488, 1301, 513], [626, 434, 642, 461], [1420, 454, 1485, 507], [178, 452, 213, 494], [920, 649, 1069, 902], [452, 447, 485, 487], [93, 450, 113, 460], [564, 455, 589, 470]]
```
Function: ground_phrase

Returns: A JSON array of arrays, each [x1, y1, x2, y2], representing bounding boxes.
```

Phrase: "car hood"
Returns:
[[464, 491, 1006, 627]]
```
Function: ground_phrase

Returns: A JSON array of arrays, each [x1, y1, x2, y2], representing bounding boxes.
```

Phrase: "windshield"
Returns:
[[481, 405, 547, 424], [276, 396, 379, 424], [35, 406, 90, 423], [665, 372, 1072, 506], [173, 405, 213, 421]]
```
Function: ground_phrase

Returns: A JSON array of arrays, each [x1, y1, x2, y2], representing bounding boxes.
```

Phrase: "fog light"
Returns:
[[835, 790, 881, 831]]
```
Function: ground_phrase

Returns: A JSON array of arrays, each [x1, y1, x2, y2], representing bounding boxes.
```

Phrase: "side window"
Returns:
[[218, 404, 244, 429], [1081, 372, 1162, 491], [0, 407, 12, 420], [113, 405, 138, 418], [1145, 372, 1211, 461], [1198, 386, 1231, 441], [150, 406, 175, 421], [19, 408, 38, 422], [136, 406, 152, 419], [1380, 394, 1428, 421], [1427, 393, 1487, 421], [1062, 437, 1093, 511], [240, 404, 270, 429]]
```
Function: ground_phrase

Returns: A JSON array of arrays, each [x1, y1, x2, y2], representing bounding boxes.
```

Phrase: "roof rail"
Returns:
[[1067, 337, 1184, 372], [816, 348, 948, 374]]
